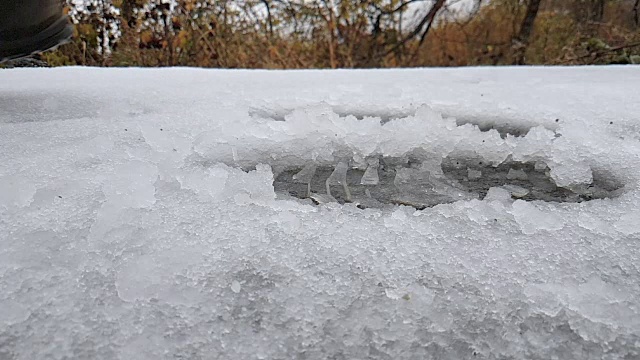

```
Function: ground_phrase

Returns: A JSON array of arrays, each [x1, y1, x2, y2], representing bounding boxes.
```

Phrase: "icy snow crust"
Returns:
[[1, 67, 639, 359]]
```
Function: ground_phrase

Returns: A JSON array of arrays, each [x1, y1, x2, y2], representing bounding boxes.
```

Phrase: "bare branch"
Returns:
[[384, 0, 446, 56]]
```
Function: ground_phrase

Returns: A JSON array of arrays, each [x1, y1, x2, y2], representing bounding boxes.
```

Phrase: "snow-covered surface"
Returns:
[[1, 66, 639, 359]]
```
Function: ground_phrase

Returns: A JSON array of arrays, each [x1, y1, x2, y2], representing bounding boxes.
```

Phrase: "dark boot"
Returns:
[[0, 0, 73, 62]]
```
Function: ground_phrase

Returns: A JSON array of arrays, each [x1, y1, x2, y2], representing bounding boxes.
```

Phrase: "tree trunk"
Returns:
[[261, 0, 274, 39], [634, 0, 639, 27], [121, 0, 137, 28], [513, 0, 542, 65], [591, 0, 605, 22], [164, 11, 174, 66], [326, 0, 337, 69]]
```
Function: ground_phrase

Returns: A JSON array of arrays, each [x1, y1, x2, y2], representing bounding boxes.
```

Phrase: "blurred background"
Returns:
[[25, 0, 640, 67]]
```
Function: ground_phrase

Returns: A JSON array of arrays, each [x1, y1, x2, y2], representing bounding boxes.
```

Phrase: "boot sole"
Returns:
[[0, 16, 73, 63]]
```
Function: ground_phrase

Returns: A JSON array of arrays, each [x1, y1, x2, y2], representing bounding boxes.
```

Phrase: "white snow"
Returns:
[[1, 66, 639, 359]]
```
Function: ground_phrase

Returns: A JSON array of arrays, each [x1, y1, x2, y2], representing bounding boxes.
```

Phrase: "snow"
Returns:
[[1, 66, 640, 359]]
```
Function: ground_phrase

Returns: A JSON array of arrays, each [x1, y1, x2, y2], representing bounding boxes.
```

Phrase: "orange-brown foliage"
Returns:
[[38, 0, 640, 68]]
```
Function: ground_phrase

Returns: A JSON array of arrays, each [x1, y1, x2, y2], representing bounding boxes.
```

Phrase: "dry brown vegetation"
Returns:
[[42, 0, 640, 68]]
